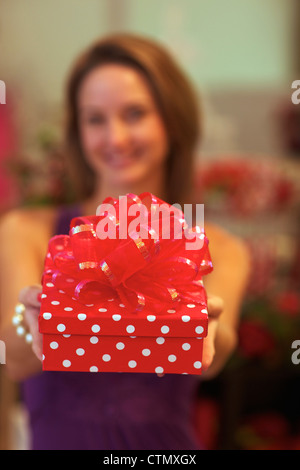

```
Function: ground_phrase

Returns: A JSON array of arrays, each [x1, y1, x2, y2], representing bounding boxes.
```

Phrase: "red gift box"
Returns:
[[39, 193, 213, 375]]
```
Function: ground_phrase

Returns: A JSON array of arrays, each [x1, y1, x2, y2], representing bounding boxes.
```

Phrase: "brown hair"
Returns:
[[63, 33, 201, 206]]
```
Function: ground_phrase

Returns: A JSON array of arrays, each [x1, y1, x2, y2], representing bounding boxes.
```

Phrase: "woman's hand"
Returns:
[[201, 294, 224, 374], [19, 285, 43, 362]]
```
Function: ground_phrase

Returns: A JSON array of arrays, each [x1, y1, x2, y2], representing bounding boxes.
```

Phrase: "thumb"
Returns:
[[206, 294, 224, 319]]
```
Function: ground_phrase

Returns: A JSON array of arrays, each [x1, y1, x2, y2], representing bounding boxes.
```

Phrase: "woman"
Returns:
[[0, 33, 250, 450]]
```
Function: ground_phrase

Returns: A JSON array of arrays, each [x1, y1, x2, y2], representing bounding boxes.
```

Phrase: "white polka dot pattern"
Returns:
[[39, 267, 208, 375], [41, 331, 206, 375]]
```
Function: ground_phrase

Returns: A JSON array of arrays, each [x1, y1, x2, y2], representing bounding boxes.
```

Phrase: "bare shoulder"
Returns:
[[0, 206, 57, 255], [0, 205, 57, 234], [205, 221, 239, 248], [205, 222, 250, 269], [204, 222, 251, 327]]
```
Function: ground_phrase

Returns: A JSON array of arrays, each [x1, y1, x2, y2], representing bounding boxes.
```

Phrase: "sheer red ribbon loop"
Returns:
[[45, 193, 213, 313]]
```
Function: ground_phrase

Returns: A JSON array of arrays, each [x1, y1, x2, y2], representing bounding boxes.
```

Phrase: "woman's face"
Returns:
[[77, 64, 170, 188]]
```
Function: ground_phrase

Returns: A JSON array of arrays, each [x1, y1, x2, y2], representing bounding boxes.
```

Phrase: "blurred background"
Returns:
[[0, 0, 299, 450]]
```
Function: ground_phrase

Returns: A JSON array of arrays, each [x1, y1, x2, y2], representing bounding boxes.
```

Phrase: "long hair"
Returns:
[[63, 33, 201, 206]]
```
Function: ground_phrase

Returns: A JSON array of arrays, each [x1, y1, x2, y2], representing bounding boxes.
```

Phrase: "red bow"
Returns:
[[45, 193, 213, 313]]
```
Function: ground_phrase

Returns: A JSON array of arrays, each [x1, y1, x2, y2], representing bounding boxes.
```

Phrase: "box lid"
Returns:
[[39, 271, 208, 339]]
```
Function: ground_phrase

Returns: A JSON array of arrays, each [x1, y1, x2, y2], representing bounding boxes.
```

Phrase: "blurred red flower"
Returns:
[[196, 158, 296, 217], [246, 412, 289, 440], [274, 291, 300, 317], [238, 319, 276, 358]]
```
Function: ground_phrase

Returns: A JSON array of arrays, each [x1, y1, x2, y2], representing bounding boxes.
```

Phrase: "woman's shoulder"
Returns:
[[205, 222, 250, 269], [0, 205, 58, 247], [205, 221, 237, 245], [0, 204, 57, 228], [0, 204, 57, 222]]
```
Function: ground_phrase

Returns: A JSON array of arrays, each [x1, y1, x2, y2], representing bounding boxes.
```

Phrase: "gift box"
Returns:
[[39, 193, 213, 375]]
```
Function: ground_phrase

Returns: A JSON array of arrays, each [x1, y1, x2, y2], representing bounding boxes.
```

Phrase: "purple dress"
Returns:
[[22, 205, 202, 450]]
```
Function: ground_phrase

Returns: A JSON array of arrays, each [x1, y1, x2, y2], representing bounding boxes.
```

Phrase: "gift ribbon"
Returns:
[[44, 193, 213, 313]]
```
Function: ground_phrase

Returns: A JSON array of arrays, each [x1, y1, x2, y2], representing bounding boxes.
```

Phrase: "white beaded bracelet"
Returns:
[[12, 303, 33, 344]]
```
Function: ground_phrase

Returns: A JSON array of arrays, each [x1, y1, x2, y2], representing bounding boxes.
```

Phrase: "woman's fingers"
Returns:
[[25, 306, 43, 361], [206, 294, 224, 319], [201, 294, 224, 372], [19, 285, 43, 361], [19, 285, 42, 308], [202, 318, 218, 371]]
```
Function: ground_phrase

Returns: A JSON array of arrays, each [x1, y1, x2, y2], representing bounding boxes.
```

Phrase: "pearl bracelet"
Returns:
[[12, 303, 33, 344]]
